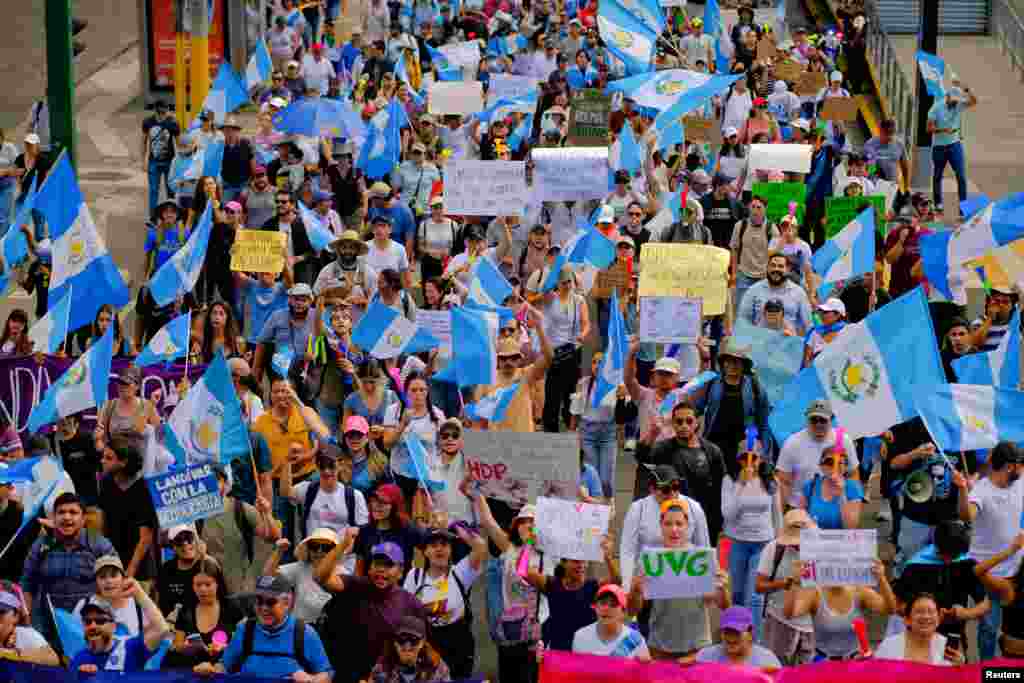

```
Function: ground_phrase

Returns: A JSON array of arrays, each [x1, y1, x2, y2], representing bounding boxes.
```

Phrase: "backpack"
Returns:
[[410, 566, 473, 624], [230, 617, 311, 674], [301, 482, 357, 539]]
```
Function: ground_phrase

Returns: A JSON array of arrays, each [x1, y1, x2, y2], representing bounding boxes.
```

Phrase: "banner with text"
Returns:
[[800, 528, 877, 587], [230, 230, 287, 273], [641, 546, 717, 599], [531, 147, 610, 202], [462, 430, 578, 506], [146, 464, 225, 527], [825, 195, 886, 238], [639, 297, 701, 344], [443, 161, 529, 216], [535, 496, 611, 561], [429, 82, 484, 116], [753, 181, 807, 225], [637, 244, 730, 315]]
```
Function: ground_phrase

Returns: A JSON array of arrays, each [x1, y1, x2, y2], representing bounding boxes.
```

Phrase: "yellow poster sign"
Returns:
[[637, 244, 731, 315], [230, 230, 287, 273]]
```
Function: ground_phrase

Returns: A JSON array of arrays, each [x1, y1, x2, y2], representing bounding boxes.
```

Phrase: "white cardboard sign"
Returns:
[[531, 147, 610, 202], [800, 528, 877, 587], [429, 81, 484, 116], [535, 496, 612, 561], [748, 143, 813, 174], [443, 160, 529, 216]]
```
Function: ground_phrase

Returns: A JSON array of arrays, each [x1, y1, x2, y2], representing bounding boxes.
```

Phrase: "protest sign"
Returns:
[[462, 430, 578, 506], [659, 0, 685, 6], [795, 71, 828, 96], [800, 528, 877, 587], [821, 96, 861, 122], [486, 74, 540, 106], [438, 40, 481, 68], [753, 181, 807, 224], [568, 89, 612, 147], [146, 464, 224, 527], [416, 310, 451, 354], [774, 59, 804, 82], [733, 320, 805, 405], [429, 82, 483, 116], [230, 230, 286, 273], [640, 297, 702, 344], [638, 244, 730, 315], [825, 195, 886, 238], [748, 144, 813, 174], [591, 261, 630, 299], [443, 160, 529, 216], [682, 116, 719, 144], [531, 147, 610, 202], [641, 547, 716, 599], [535, 496, 612, 561]]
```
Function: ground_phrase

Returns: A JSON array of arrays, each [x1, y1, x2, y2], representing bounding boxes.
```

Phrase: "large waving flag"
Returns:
[[592, 290, 627, 407], [597, 0, 661, 75], [50, 599, 87, 661], [543, 221, 617, 291], [507, 113, 534, 152], [297, 201, 335, 252], [812, 207, 876, 299], [465, 381, 521, 422], [916, 384, 1024, 452], [147, 203, 212, 306], [652, 116, 685, 153], [606, 69, 723, 111], [245, 38, 274, 90], [395, 52, 425, 107], [609, 122, 642, 175], [768, 288, 946, 439], [965, 238, 1024, 292], [467, 256, 514, 307], [733, 320, 805, 405], [703, 0, 731, 74], [169, 140, 226, 187], [426, 43, 462, 81], [135, 311, 191, 368], [477, 90, 539, 124], [433, 306, 500, 387], [164, 350, 249, 467], [27, 325, 113, 433], [953, 308, 1021, 387], [1, 177, 36, 272], [653, 74, 743, 132], [351, 300, 440, 359], [402, 433, 446, 492], [199, 63, 249, 126], [0, 456, 71, 559], [916, 50, 946, 98], [273, 97, 364, 139], [27, 289, 72, 355], [34, 154, 130, 331], [357, 98, 405, 180], [920, 192, 1024, 302]]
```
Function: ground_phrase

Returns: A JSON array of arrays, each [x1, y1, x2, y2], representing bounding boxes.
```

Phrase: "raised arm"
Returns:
[[315, 527, 358, 592], [473, 490, 512, 554]]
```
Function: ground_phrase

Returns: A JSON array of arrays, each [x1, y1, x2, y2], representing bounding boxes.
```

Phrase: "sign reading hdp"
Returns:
[[641, 547, 715, 599]]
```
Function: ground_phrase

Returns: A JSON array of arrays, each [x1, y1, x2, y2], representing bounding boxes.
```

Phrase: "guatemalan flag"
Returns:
[[812, 206, 876, 299], [543, 221, 617, 291], [467, 256, 514, 307], [427, 43, 462, 81], [953, 308, 1021, 387], [246, 38, 274, 90], [170, 138, 226, 187], [147, 203, 213, 306], [597, 0, 660, 75], [433, 306, 500, 387], [920, 192, 1024, 303], [916, 384, 1024, 452], [916, 50, 947, 98], [27, 289, 72, 355], [653, 74, 743, 132], [27, 325, 113, 433], [507, 114, 534, 151], [465, 381, 521, 422], [351, 300, 440, 359], [395, 52, 425, 107], [592, 289, 627, 407], [34, 153, 130, 332], [135, 311, 191, 368], [606, 69, 727, 111], [609, 121, 642, 183], [477, 90, 539, 124], [297, 201, 335, 252], [197, 63, 249, 127], [768, 288, 946, 440], [703, 0, 731, 74], [357, 98, 405, 180]]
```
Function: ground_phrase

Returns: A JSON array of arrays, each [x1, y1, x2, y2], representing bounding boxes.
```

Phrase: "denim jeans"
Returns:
[[932, 141, 968, 209], [728, 538, 767, 642], [580, 419, 617, 497], [894, 515, 933, 578], [326, 0, 342, 21], [979, 586, 1002, 660], [734, 273, 762, 318], [0, 183, 15, 238], [148, 159, 173, 218]]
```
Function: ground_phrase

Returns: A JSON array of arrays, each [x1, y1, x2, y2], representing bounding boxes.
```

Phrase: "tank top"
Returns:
[[543, 293, 582, 348], [812, 588, 862, 659], [102, 399, 149, 453]]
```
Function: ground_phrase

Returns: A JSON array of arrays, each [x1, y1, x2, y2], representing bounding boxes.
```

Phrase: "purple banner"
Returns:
[[0, 355, 206, 435]]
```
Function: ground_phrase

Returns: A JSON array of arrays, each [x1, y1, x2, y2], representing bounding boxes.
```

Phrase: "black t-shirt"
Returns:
[[839, 282, 891, 324], [97, 475, 158, 581], [541, 577, 600, 651], [157, 558, 201, 616], [23, 259, 50, 319], [58, 432, 101, 506], [142, 115, 181, 163], [701, 195, 741, 249], [221, 139, 255, 186], [893, 557, 986, 641], [161, 599, 243, 669]]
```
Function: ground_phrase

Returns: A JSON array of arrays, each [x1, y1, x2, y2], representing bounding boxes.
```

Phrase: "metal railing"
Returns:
[[859, 0, 918, 162], [993, 0, 1024, 82]]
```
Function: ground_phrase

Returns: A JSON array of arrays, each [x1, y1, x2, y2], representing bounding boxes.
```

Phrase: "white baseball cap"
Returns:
[[817, 298, 847, 316], [24, 133, 40, 145]]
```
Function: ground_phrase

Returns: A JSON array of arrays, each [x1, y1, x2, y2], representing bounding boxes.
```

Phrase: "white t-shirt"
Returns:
[[292, 481, 369, 573], [301, 55, 335, 95], [383, 403, 445, 479], [873, 632, 949, 665], [572, 623, 649, 658], [363, 239, 410, 275], [776, 429, 859, 507], [12, 626, 49, 652], [968, 477, 1024, 577], [278, 561, 341, 622], [403, 556, 482, 627], [755, 540, 813, 632], [73, 597, 149, 637]]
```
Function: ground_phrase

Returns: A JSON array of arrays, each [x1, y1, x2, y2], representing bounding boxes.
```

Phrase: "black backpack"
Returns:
[[301, 482, 357, 539], [230, 617, 311, 674]]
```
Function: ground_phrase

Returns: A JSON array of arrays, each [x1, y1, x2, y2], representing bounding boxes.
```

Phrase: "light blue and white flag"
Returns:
[[812, 206, 876, 299], [0, 456, 72, 557], [297, 201, 335, 252], [426, 43, 462, 81], [163, 350, 249, 468], [135, 311, 191, 368], [50, 600, 87, 660], [356, 98, 405, 179], [542, 221, 617, 291], [351, 300, 440, 359], [169, 139, 226, 186], [768, 287, 946, 439], [653, 74, 743, 132], [465, 381, 521, 422], [463, 300, 517, 326], [403, 432, 446, 491], [606, 69, 720, 111], [245, 38, 274, 90], [476, 90, 539, 124], [433, 305, 500, 387], [27, 289, 72, 355], [507, 113, 534, 151], [395, 52, 425, 107], [652, 117, 684, 153], [952, 308, 1021, 387], [200, 63, 249, 126], [1, 177, 36, 272], [26, 326, 113, 433], [916, 50, 946, 99], [703, 0, 731, 74], [147, 203, 213, 306], [488, 32, 529, 56], [597, 0, 660, 75], [467, 256, 514, 307], [920, 192, 1024, 303], [592, 290, 627, 408], [34, 153, 130, 331], [916, 384, 1024, 452], [609, 121, 642, 176], [733, 320, 805, 405]]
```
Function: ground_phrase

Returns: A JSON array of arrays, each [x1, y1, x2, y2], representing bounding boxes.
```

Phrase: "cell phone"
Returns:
[[946, 633, 962, 651]]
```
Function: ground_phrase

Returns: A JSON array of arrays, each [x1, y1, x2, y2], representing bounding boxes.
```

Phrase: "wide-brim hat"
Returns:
[[717, 337, 754, 372], [296, 527, 340, 562], [329, 229, 369, 254]]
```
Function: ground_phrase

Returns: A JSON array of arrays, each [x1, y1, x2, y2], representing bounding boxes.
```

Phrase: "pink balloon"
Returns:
[[212, 630, 228, 646]]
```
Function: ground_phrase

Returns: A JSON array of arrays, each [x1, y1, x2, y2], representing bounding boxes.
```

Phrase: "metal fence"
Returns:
[[993, 0, 1024, 81], [860, 0, 918, 163]]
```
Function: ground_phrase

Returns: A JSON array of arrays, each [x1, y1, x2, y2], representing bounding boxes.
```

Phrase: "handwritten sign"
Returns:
[[659, 0, 686, 6], [230, 230, 287, 273], [531, 147, 610, 202], [795, 71, 828, 96], [753, 181, 807, 224], [639, 297, 702, 344], [486, 74, 540, 107], [749, 144, 813, 174], [146, 464, 225, 527], [821, 96, 861, 122], [568, 89, 612, 147], [637, 244, 730, 315], [429, 81, 484, 116], [591, 261, 630, 299], [774, 59, 804, 82], [641, 547, 716, 599], [825, 195, 886, 238], [415, 310, 451, 354], [800, 528, 877, 587], [535, 496, 612, 561], [443, 160, 528, 216], [682, 116, 719, 143], [438, 40, 480, 68], [462, 430, 578, 506]]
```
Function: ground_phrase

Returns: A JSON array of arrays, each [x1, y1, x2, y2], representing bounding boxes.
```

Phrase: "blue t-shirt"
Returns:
[[69, 635, 152, 673], [802, 476, 865, 530], [241, 278, 288, 343], [367, 204, 416, 245], [566, 66, 598, 90], [144, 224, 189, 271], [927, 99, 966, 146], [257, 308, 316, 358], [221, 616, 332, 678]]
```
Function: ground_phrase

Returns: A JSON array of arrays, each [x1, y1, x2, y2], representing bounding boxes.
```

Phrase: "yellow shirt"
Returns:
[[253, 407, 315, 480]]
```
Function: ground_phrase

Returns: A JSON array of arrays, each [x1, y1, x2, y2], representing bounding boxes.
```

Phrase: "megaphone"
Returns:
[[904, 470, 934, 504]]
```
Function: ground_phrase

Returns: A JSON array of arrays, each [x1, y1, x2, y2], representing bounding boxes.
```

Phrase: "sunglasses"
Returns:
[[808, 416, 829, 425], [276, 198, 294, 205], [255, 597, 280, 608], [83, 616, 113, 626], [395, 636, 422, 647], [673, 416, 697, 425], [173, 534, 196, 546], [498, 355, 522, 365], [657, 482, 681, 492], [345, 431, 367, 439], [439, 431, 460, 440], [306, 542, 335, 553]]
